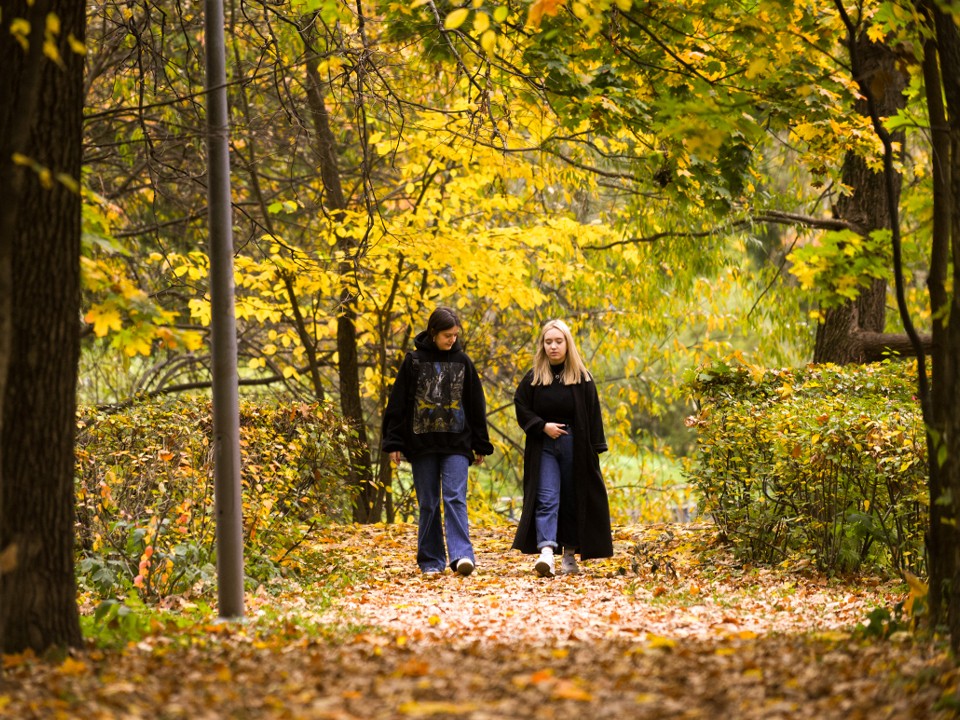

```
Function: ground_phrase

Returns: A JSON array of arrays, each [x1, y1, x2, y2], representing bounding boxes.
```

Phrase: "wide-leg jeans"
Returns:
[[535, 430, 576, 550], [410, 453, 475, 572]]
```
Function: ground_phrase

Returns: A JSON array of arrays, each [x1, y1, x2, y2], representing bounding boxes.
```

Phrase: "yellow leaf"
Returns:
[[444, 8, 470, 29], [646, 634, 676, 649], [85, 306, 123, 337], [68, 33, 86, 56], [480, 29, 497, 55], [123, 334, 153, 357], [745, 56, 768, 80], [58, 658, 88, 676], [472, 11, 490, 33], [10, 19, 30, 50]]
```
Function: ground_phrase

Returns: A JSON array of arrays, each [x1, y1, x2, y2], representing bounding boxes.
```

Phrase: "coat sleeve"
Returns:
[[464, 356, 494, 456], [514, 371, 545, 436], [586, 379, 608, 454], [381, 354, 413, 453]]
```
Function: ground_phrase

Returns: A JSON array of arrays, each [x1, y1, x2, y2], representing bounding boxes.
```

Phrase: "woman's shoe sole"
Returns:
[[535, 559, 554, 577]]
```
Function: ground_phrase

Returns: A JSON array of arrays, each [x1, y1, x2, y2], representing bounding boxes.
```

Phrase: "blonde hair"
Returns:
[[531, 319, 591, 386]]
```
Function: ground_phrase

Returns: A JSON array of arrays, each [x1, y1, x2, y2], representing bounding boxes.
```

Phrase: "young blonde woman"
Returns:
[[511, 319, 613, 576]]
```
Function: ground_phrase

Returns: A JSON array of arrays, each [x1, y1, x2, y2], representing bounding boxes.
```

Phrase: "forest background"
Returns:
[[4, 0, 960, 671]]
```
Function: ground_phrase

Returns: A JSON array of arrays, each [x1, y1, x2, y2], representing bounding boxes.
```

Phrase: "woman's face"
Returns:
[[433, 326, 459, 351], [543, 328, 567, 364]]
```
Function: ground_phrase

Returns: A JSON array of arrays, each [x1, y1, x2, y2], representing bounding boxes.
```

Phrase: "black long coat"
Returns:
[[511, 371, 614, 560]]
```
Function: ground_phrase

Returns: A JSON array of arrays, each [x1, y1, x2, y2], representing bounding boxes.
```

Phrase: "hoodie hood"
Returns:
[[414, 329, 462, 354]]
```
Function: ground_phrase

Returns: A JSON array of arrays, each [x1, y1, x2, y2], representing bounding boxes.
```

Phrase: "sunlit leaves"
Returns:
[[787, 229, 892, 309]]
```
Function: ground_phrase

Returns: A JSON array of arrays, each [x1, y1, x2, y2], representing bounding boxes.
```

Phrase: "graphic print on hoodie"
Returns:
[[412, 359, 466, 434]]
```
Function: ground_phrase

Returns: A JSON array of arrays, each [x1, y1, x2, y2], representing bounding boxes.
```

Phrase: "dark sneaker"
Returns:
[[455, 558, 475, 576]]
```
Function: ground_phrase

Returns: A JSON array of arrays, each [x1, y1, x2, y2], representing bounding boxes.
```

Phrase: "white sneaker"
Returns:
[[535, 547, 555, 577], [560, 548, 580, 575], [455, 558, 475, 576]]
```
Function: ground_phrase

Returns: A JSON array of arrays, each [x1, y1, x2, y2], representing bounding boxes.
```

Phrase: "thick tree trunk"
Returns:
[[0, 0, 85, 653], [814, 38, 906, 364]]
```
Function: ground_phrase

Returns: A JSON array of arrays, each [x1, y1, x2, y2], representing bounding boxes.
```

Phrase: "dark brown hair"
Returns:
[[426, 307, 461, 338]]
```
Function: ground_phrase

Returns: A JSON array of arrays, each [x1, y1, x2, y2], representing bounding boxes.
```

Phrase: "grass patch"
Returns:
[[603, 451, 694, 523]]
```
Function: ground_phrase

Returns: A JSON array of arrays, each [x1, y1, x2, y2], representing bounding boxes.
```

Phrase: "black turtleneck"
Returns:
[[533, 363, 575, 426]]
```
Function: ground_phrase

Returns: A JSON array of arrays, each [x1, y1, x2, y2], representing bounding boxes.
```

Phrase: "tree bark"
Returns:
[[299, 16, 380, 522], [916, 3, 952, 642], [813, 37, 906, 364], [923, 1, 960, 653], [0, 0, 85, 653]]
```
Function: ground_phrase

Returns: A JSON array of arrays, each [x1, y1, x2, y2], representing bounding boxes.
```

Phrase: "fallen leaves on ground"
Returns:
[[2, 522, 958, 719]]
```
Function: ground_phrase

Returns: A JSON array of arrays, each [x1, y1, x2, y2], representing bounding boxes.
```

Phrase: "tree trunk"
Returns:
[[923, 1, 960, 652], [0, 0, 85, 653], [916, 14, 952, 626], [813, 38, 906, 364], [299, 17, 380, 522]]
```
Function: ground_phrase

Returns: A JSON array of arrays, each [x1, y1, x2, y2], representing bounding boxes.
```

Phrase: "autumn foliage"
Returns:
[[74, 398, 354, 602], [688, 358, 926, 576]]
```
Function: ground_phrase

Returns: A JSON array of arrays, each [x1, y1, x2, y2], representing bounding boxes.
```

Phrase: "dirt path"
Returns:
[[1, 522, 956, 719], [317, 523, 894, 644]]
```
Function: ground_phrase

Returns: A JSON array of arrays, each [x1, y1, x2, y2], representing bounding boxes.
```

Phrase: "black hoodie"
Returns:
[[381, 330, 494, 461]]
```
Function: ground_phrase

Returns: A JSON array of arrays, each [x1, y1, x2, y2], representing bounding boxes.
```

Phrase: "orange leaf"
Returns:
[[58, 658, 88, 676], [552, 679, 593, 701]]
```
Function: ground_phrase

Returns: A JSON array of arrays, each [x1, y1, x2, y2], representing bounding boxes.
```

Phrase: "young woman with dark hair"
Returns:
[[382, 307, 493, 576]]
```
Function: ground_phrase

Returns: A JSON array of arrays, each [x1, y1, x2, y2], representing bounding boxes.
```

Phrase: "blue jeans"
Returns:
[[410, 453, 474, 572], [535, 430, 577, 550]]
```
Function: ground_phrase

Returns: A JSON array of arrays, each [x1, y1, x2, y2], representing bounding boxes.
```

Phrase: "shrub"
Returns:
[[75, 396, 355, 601], [685, 358, 927, 576]]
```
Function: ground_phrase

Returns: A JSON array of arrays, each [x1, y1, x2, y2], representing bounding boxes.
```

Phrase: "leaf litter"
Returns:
[[1, 522, 957, 718]]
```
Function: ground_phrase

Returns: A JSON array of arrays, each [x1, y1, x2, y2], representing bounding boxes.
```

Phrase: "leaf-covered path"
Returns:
[[3, 522, 958, 718]]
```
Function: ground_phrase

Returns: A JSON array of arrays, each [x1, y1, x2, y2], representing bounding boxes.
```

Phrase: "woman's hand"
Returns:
[[389, 451, 403, 464], [543, 422, 569, 439], [473, 454, 484, 466]]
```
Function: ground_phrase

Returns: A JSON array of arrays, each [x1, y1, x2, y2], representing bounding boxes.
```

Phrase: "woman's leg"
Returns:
[[556, 431, 578, 551], [535, 438, 561, 551], [410, 454, 446, 573], [439, 453, 474, 571]]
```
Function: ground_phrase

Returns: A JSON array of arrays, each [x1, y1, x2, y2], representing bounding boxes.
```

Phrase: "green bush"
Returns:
[[686, 358, 927, 576], [75, 396, 355, 601]]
